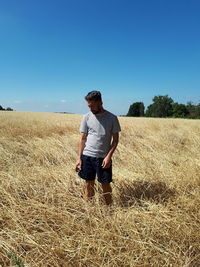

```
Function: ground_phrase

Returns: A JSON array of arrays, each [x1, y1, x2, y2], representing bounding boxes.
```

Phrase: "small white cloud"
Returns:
[[44, 105, 49, 108], [13, 100, 22, 104], [60, 99, 66, 103]]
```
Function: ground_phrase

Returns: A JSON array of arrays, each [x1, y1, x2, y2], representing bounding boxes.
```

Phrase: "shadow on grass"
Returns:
[[115, 180, 177, 208]]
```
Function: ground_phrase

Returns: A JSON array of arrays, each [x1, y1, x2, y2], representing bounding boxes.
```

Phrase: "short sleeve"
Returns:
[[79, 115, 88, 133], [112, 116, 121, 133]]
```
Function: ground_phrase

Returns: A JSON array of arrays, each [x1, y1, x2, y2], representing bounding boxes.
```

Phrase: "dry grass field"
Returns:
[[0, 111, 200, 267]]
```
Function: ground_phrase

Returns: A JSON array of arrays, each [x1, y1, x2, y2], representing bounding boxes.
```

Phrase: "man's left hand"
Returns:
[[102, 156, 112, 169]]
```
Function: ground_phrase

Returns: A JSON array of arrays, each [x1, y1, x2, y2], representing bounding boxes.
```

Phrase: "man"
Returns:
[[75, 91, 121, 205]]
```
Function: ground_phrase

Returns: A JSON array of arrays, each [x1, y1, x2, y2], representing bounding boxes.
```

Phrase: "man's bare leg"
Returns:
[[83, 180, 95, 201], [101, 183, 113, 205]]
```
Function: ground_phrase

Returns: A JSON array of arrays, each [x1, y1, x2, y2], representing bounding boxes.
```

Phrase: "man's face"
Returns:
[[87, 100, 102, 114]]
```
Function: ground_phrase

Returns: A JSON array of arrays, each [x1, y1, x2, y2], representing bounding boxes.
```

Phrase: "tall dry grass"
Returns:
[[0, 111, 200, 267]]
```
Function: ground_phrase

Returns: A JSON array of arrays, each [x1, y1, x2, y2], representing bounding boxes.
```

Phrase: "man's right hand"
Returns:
[[75, 158, 82, 172]]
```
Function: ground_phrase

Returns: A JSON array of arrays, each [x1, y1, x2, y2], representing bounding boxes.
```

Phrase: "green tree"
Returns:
[[145, 95, 174, 117], [172, 103, 189, 118], [127, 102, 145, 117], [195, 102, 200, 117], [0, 105, 14, 111], [6, 107, 13, 111], [186, 101, 197, 118], [145, 104, 154, 117]]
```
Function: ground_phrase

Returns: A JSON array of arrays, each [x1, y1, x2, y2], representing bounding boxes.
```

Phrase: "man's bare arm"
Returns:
[[102, 132, 119, 168], [75, 133, 87, 172], [78, 132, 88, 159], [106, 132, 119, 159]]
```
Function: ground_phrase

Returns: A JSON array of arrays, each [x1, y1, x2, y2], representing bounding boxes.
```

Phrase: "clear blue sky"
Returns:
[[0, 0, 200, 115]]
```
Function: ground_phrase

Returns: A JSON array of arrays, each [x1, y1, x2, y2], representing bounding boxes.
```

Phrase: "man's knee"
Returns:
[[85, 180, 95, 188], [84, 180, 95, 197]]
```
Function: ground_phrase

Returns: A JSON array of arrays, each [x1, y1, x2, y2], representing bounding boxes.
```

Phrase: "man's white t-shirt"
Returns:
[[79, 110, 121, 158]]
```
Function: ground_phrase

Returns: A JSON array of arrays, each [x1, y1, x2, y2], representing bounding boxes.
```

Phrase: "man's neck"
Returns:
[[91, 107, 106, 114], [96, 108, 106, 114], [99, 108, 105, 113]]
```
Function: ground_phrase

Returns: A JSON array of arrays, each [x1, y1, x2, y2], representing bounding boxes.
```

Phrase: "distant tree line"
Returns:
[[127, 95, 200, 119], [0, 105, 13, 111]]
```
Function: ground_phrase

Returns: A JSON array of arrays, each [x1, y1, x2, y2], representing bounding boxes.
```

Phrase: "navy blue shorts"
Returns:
[[78, 154, 112, 183]]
